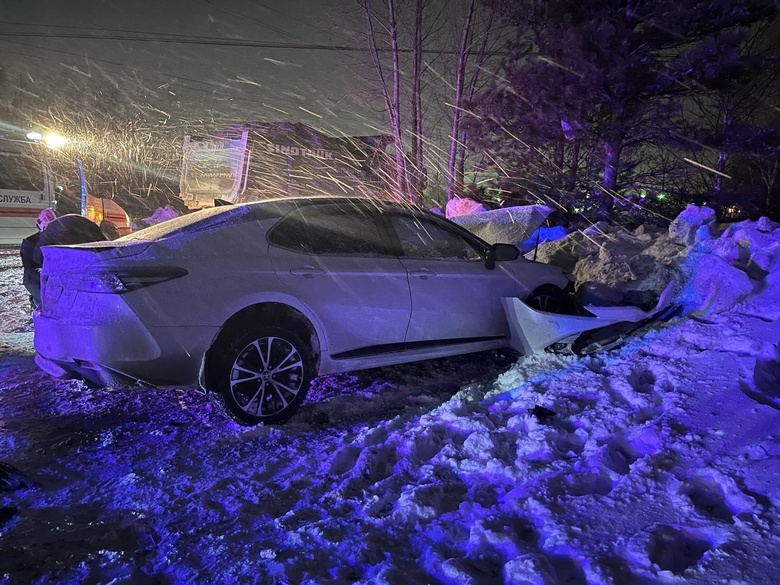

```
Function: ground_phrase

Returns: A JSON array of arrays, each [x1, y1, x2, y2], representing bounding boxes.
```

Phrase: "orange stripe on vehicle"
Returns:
[[103, 214, 129, 225], [0, 207, 43, 217]]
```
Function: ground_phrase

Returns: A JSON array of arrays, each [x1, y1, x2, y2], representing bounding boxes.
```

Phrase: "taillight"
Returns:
[[73, 266, 188, 294]]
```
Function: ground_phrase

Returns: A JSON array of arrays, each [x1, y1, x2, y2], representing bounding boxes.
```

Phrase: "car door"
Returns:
[[267, 202, 411, 356], [390, 212, 521, 343]]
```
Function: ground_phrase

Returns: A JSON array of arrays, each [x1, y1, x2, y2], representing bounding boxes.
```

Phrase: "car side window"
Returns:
[[268, 204, 390, 256], [390, 215, 483, 260], [267, 211, 309, 252]]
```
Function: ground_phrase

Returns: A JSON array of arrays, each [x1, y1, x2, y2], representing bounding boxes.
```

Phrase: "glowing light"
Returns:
[[43, 133, 69, 150], [26, 131, 43, 142]]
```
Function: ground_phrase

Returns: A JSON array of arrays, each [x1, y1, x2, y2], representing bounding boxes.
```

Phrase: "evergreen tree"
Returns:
[[668, 21, 780, 217], [467, 0, 778, 220]]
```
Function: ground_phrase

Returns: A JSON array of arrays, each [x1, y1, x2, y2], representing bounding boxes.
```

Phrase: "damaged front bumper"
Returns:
[[502, 281, 678, 356]]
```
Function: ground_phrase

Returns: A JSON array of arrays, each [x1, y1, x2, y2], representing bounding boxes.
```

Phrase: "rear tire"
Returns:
[[212, 325, 314, 425]]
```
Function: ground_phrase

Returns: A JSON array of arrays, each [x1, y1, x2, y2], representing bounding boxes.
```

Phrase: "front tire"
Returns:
[[526, 284, 579, 315], [212, 326, 314, 425]]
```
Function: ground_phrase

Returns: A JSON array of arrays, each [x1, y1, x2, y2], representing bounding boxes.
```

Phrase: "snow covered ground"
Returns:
[[1, 208, 780, 584]]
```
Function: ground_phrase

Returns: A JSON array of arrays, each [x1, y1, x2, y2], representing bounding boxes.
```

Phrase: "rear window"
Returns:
[[121, 202, 284, 241]]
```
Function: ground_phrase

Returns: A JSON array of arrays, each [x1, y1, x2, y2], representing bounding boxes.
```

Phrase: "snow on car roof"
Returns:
[[120, 196, 405, 242]]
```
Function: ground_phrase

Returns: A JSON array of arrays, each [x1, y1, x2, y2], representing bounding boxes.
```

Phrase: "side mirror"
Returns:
[[485, 243, 519, 270]]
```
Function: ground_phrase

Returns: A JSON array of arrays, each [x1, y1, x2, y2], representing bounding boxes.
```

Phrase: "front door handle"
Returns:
[[290, 266, 325, 278], [409, 268, 436, 279]]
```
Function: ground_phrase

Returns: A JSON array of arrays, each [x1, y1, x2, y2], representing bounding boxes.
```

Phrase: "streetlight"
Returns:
[[27, 130, 87, 217], [27, 131, 69, 150], [43, 132, 69, 150]]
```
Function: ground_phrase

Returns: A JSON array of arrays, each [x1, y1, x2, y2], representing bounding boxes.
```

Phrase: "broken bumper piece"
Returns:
[[502, 281, 678, 356]]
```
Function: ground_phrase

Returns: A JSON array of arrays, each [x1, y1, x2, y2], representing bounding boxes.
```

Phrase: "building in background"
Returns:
[[180, 122, 393, 209]]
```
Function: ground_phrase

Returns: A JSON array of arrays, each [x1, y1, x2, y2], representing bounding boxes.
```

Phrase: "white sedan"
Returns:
[[33, 197, 574, 424]]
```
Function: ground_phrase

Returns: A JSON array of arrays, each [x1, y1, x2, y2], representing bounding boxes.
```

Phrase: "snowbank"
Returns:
[[532, 221, 681, 306], [450, 205, 553, 245], [533, 206, 779, 317], [445, 197, 487, 218], [669, 204, 716, 245], [1, 205, 779, 583]]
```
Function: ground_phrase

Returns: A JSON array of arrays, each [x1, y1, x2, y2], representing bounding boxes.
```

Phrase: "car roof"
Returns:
[[121, 196, 420, 242], [249, 196, 410, 213]]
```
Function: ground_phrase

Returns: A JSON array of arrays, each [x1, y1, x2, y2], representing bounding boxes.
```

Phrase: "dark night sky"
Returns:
[[0, 0, 385, 136]]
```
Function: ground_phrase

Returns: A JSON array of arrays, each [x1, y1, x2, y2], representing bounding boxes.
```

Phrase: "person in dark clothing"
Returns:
[[39, 214, 107, 247], [99, 220, 121, 241], [20, 208, 58, 309], [20, 211, 107, 309]]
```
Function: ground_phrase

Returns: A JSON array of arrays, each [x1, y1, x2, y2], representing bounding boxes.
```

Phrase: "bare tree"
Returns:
[[357, 0, 507, 207], [409, 0, 425, 198], [445, 0, 477, 201], [362, 0, 412, 201]]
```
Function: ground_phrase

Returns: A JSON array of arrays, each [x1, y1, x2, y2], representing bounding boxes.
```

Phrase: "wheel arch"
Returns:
[[525, 282, 582, 316], [201, 302, 321, 391]]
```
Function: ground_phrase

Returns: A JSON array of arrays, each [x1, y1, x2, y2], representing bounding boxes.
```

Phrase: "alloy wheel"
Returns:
[[529, 293, 562, 313], [229, 336, 305, 418]]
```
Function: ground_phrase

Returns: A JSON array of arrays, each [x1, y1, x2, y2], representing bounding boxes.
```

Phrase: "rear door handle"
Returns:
[[290, 266, 325, 278], [409, 268, 436, 279]]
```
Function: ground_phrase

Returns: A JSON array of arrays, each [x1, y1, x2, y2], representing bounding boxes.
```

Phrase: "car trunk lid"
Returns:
[[39, 241, 150, 317]]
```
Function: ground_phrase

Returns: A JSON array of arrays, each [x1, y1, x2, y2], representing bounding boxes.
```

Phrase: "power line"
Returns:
[[0, 25, 500, 55], [0, 30, 362, 51], [191, 0, 314, 45], [0, 21, 231, 41]]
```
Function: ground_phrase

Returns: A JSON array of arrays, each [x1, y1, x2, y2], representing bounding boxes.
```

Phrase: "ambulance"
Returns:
[[0, 145, 132, 244]]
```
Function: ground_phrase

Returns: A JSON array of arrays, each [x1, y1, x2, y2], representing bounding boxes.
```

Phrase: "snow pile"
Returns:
[[0, 249, 32, 333], [669, 204, 717, 245], [445, 197, 487, 218], [137, 204, 181, 229], [1, 205, 779, 583], [682, 214, 780, 318], [532, 220, 683, 306], [533, 207, 780, 318], [450, 205, 553, 245]]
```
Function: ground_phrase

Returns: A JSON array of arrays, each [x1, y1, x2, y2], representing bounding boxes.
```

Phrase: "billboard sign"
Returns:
[[180, 131, 248, 208]]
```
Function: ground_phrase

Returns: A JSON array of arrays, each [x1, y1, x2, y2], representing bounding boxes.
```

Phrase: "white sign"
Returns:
[[180, 132, 249, 207]]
